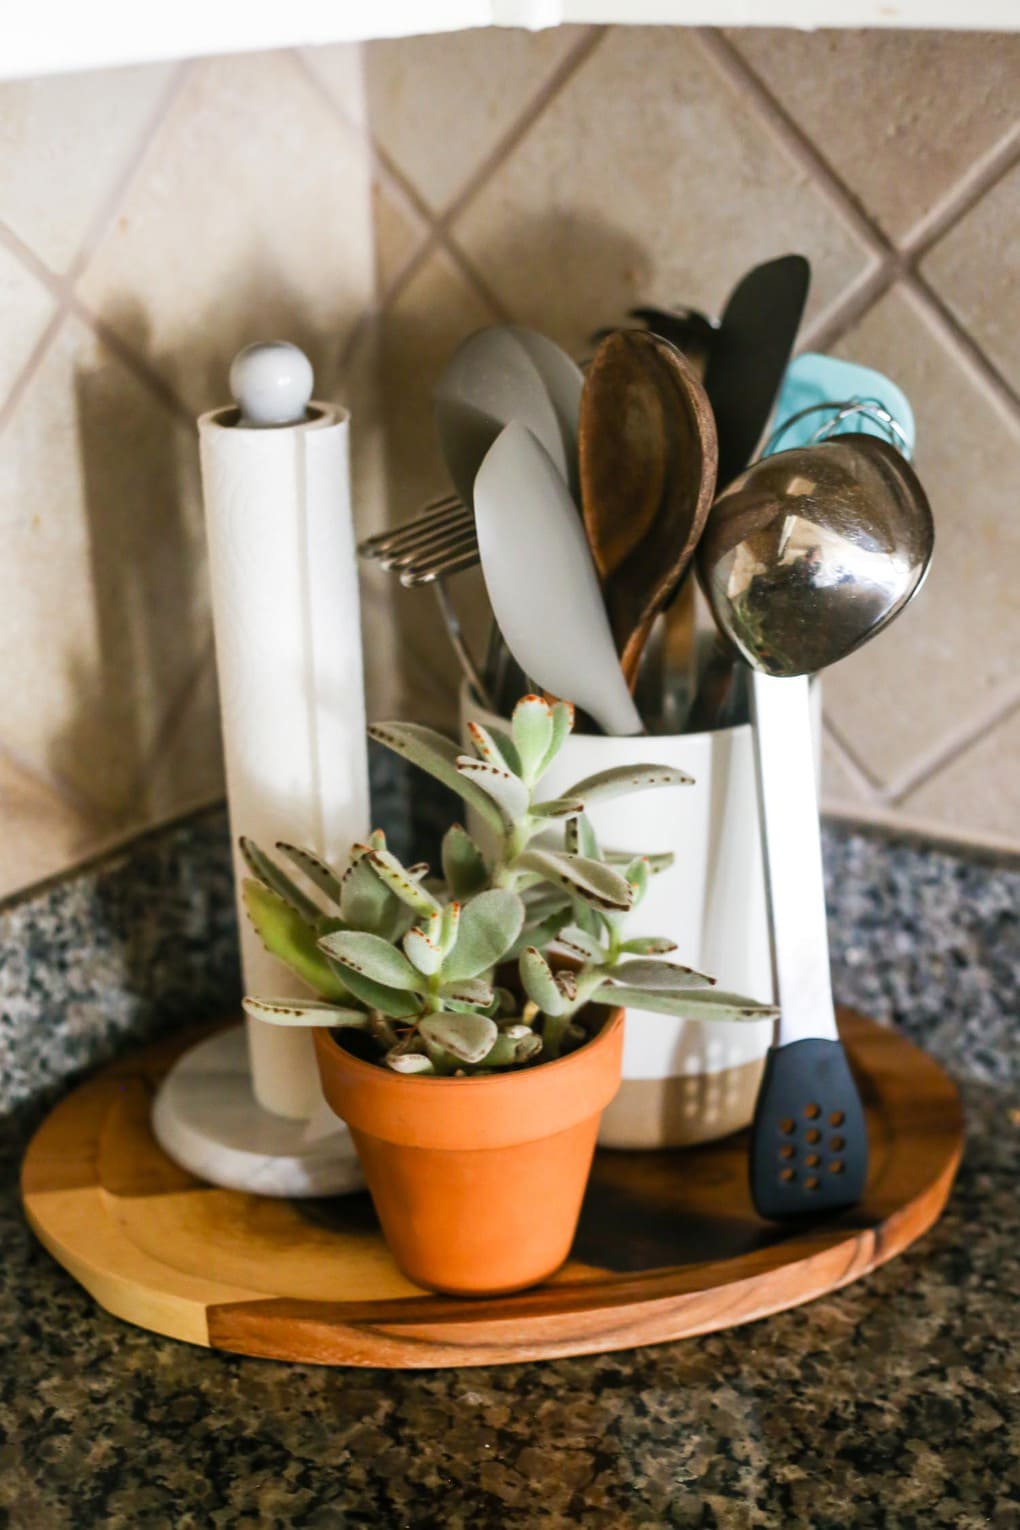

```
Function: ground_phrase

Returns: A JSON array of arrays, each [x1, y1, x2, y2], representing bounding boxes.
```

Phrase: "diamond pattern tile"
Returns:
[[0, 243, 55, 410], [823, 285, 1020, 786], [451, 26, 875, 362], [0, 61, 178, 273], [0, 315, 208, 821], [923, 159, 1020, 396], [729, 29, 1020, 242], [362, 26, 583, 214], [78, 52, 376, 417], [899, 706, 1020, 851]]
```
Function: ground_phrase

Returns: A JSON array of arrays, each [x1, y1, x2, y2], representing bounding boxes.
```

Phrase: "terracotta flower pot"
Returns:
[[313, 1010, 624, 1296]]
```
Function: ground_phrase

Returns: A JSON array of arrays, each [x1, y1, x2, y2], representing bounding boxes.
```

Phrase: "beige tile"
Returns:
[[372, 179, 426, 293], [298, 41, 368, 132], [373, 251, 498, 726], [898, 707, 1020, 852], [452, 27, 873, 362], [821, 285, 1020, 786], [729, 29, 1020, 243], [79, 52, 376, 418], [142, 648, 225, 823], [0, 243, 55, 409], [0, 61, 177, 274], [0, 750, 104, 898], [363, 26, 582, 214], [820, 728, 876, 816], [922, 162, 1020, 395], [0, 314, 208, 821]]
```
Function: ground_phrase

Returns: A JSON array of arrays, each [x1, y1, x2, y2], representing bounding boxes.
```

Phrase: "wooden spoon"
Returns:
[[580, 331, 718, 691]]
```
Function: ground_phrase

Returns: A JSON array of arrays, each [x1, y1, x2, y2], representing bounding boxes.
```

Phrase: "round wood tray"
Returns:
[[22, 1009, 962, 1369]]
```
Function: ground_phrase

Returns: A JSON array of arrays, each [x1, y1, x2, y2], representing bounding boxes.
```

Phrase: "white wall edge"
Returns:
[[4, 0, 1019, 83]]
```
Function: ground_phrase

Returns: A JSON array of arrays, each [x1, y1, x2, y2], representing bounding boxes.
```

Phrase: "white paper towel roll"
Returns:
[[198, 399, 369, 1120]]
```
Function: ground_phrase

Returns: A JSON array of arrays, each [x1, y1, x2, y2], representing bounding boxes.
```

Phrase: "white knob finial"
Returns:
[[230, 341, 314, 427]]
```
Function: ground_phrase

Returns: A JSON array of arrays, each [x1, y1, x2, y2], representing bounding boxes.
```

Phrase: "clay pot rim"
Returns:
[[315, 1008, 625, 1149], [315, 1006, 618, 1092]]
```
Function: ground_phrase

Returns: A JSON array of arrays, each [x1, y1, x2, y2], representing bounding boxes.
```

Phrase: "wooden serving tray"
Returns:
[[22, 1010, 962, 1369]]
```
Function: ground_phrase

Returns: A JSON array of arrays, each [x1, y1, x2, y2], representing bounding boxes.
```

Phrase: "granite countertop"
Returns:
[[1, 774, 1017, 1529]]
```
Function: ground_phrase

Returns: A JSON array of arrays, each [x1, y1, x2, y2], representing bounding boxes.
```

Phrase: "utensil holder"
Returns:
[[460, 682, 821, 1149]]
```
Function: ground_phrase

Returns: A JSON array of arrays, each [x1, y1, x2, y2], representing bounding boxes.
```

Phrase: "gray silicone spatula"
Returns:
[[698, 435, 935, 1219], [474, 422, 643, 737]]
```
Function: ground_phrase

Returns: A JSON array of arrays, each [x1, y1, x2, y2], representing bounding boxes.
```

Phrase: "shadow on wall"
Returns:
[[371, 211, 652, 729], [49, 303, 202, 841]]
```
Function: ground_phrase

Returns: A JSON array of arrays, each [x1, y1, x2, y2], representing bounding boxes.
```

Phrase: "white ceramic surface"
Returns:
[[462, 683, 819, 1146], [151, 1026, 365, 1197]]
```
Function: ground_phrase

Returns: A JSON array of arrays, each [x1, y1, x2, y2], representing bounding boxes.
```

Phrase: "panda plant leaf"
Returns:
[[241, 696, 777, 1076]]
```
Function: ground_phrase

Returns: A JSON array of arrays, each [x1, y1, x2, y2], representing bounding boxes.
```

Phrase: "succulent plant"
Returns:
[[241, 696, 777, 1076]]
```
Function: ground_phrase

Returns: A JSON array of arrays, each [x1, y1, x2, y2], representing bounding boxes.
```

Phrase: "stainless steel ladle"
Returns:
[[697, 433, 934, 1220]]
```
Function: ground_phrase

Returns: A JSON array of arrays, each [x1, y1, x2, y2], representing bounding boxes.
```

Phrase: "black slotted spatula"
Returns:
[[748, 673, 868, 1220]]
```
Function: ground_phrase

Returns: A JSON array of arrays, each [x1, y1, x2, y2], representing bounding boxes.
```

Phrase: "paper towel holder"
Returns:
[[150, 340, 368, 1197]]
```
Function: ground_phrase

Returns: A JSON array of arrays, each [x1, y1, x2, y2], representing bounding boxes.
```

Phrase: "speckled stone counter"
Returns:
[[1, 765, 1017, 1529]]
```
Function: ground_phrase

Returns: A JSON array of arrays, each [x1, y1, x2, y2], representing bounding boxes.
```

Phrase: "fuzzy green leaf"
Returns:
[[620, 936, 678, 955], [465, 719, 521, 775], [511, 695, 554, 782], [319, 929, 425, 993], [591, 984, 778, 1020], [439, 900, 462, 956], [242, 880, 349, 1001], [625, 857, 651, 908], [532, 796, 585, 820], [440, 976, 494, 1007], [339, 851, 399, 935], [519, 946, 567, 1017], [501, 906, 567, 962], [403, 925, 443, 976], [419, 1012, 498, 1064], [443, 888, 526, 982], [551, 924, 604, 962], [516, 848, 633, 913], [563, 763, 694, 806], [441, 823, 489, 898], [368, 848, 440, 916], [565, 813, 600, 862], [239, 838, 323, 924], [605, 848, 674, 875], [242, 996, 368, 1028], [539, 700, 575, 774], [275, 842, 343, 907], [606, 958, 715, 990], [456, 756, 529, 824], [368, 721, 504, 834], [386, 1053, 435, 1075]]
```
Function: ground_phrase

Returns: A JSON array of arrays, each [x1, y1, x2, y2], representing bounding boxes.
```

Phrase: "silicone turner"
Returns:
[[748, 673, 868, 1219]]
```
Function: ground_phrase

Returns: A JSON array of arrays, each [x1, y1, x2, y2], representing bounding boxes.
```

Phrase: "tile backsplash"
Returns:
[[0, 25, 1017, 898]]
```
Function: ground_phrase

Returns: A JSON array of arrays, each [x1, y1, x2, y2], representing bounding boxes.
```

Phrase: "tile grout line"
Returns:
[[0, 64, 193, 440], [378, 25, 608, 320], [695, 29, 892, 266], [122, 635, 218, 821], [880, 683, 1020, 807], [900, 272, 1020, 427], [898, 121, 1020, 262], [821, 714, 885, 798], [66, 60, 194, 289], [698, 26, 1020, 434]]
